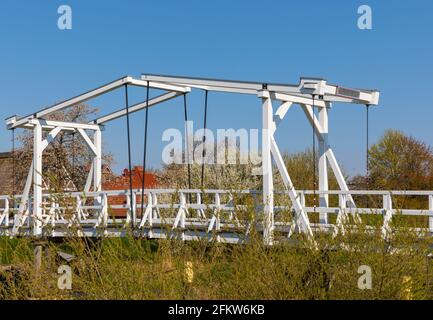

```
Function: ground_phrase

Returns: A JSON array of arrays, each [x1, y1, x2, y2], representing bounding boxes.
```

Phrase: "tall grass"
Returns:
[[0, 213, 432, 300]]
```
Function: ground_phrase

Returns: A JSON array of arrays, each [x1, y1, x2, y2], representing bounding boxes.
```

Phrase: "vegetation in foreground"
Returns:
[[3, 107, 433, 300], [0, 215, 432, 300]]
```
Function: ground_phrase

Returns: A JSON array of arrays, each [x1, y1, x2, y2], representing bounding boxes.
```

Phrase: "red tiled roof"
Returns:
[[103, 166, 157, 217]]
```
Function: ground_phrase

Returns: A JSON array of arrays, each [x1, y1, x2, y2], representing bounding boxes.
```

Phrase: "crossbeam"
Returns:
[[91, 91, 183, 124], [6, 76, 190, 130], [141, 73, 380, 105]]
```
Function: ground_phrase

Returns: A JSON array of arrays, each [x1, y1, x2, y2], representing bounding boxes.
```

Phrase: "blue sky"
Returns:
[[0, 0, 432, 176]]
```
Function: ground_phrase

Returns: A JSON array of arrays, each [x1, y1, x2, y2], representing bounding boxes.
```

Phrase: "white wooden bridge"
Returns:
[[2, 73, 431, 244]]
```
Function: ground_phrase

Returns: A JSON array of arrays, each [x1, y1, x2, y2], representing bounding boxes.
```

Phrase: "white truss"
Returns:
[[4, 74, 383, 243]]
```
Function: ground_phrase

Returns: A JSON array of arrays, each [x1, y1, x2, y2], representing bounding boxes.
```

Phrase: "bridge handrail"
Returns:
[[3, 189, 433, 201]]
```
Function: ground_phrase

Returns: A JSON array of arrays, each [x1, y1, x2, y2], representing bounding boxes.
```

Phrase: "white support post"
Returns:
[[84, 162, 94, 193], [91, 128, 103, 228], [428, 195, 433, 233], [382, 193, 393, 238], [318, 104, 329, 224], [131, 191, 137, 228], [262, 93, 274, 245], [125, 194, 131, 225], [196, 192, 206, 218], [75, 195, 82, 222], [93, 129, 102, 192], [1, 198, 9, 227], [33, 122, 43, 236], [299, 192, 306, 208], [18, 163, 33, 213], [259, 92, 313, 239], [102, 193, 108, 228], [152, 193, 160, 219], [207, 193, 221, 240], [149, 193, 155, 237], [173, 192, 187, 241], [12, 163, 33, 234], [334, 193, 347, 237]]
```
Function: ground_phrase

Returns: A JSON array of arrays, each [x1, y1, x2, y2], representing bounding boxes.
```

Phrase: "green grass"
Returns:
[[0, 215, 432, 300]]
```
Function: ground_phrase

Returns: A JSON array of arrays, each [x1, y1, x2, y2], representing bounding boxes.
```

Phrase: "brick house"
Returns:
[[102, 166, 157, 217], [0, 152, 156, 212], [0, 150, 157, 217]]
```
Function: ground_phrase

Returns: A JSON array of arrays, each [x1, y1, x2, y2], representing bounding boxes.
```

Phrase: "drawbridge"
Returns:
[[1, 74, 430, 244]]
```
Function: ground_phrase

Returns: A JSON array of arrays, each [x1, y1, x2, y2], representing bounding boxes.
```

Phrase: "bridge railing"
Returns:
[[0, 189, 432, 239]]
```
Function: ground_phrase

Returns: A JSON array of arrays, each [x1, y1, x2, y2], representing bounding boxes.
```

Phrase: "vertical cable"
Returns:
[[124, 84, 134, 227], [140, 81, 150, 217], [366, 104, 370, 208], [12, 128, 15, 197], [183, 93, 192, 201], [72, 132, 76, 187], [201, 90, 208, 189], [312, 95, 317, 213]]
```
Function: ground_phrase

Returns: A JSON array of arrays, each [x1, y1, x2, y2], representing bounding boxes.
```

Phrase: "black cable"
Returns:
[[201, 90, 208, 189], [312, 95, 317, 213], [183, 93, 192, 202], [12, 128, 15, 198], [72, 132, 76, 187], [124, 84, 134, 227], [140, 81, 150, 217], [366, 104, 370, 208]]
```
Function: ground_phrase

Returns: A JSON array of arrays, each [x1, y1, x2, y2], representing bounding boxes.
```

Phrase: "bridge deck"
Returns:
[[0, 189, 432, 242]]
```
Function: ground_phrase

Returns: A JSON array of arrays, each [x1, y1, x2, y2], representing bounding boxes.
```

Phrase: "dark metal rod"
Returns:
[[183, 94, 192, 201], [201, 90, 208, 189], [124, 84, 134, 227], [312, 95, 316, 213]]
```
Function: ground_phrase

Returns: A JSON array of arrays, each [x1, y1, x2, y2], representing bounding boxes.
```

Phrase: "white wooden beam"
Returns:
[[33, 122, 43, 236], [77, 128, 97, 156], [41, 127, 63, 152], [273, 101, 293, 130], [301, 102, 355, 209], [12, 162, 34, 235], [9, 76, 131, 129], [128, 78, 190, 93], [7, 76, 189, 130], [262, 94, 274, 245], [301, 104, 325, 136], [270, 92, 327, 108], [270, 136, 313, 237], [93, 129, 102, 193], [84, 162, 94, 193], [30, 119, 101, 131], [142, 73, 379, 105], [92, 91, 182, 124], [325, 148, 356, 207], [429, 195, 433, 233], [259, 93, 313, 238], [318, 104, 329, 223]]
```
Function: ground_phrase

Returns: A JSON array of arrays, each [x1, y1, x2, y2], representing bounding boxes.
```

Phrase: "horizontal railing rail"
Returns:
[[0, 189, 431, 241]]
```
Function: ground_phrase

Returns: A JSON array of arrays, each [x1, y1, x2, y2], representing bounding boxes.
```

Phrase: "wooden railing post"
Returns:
[[428, 195, 433, 233]]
